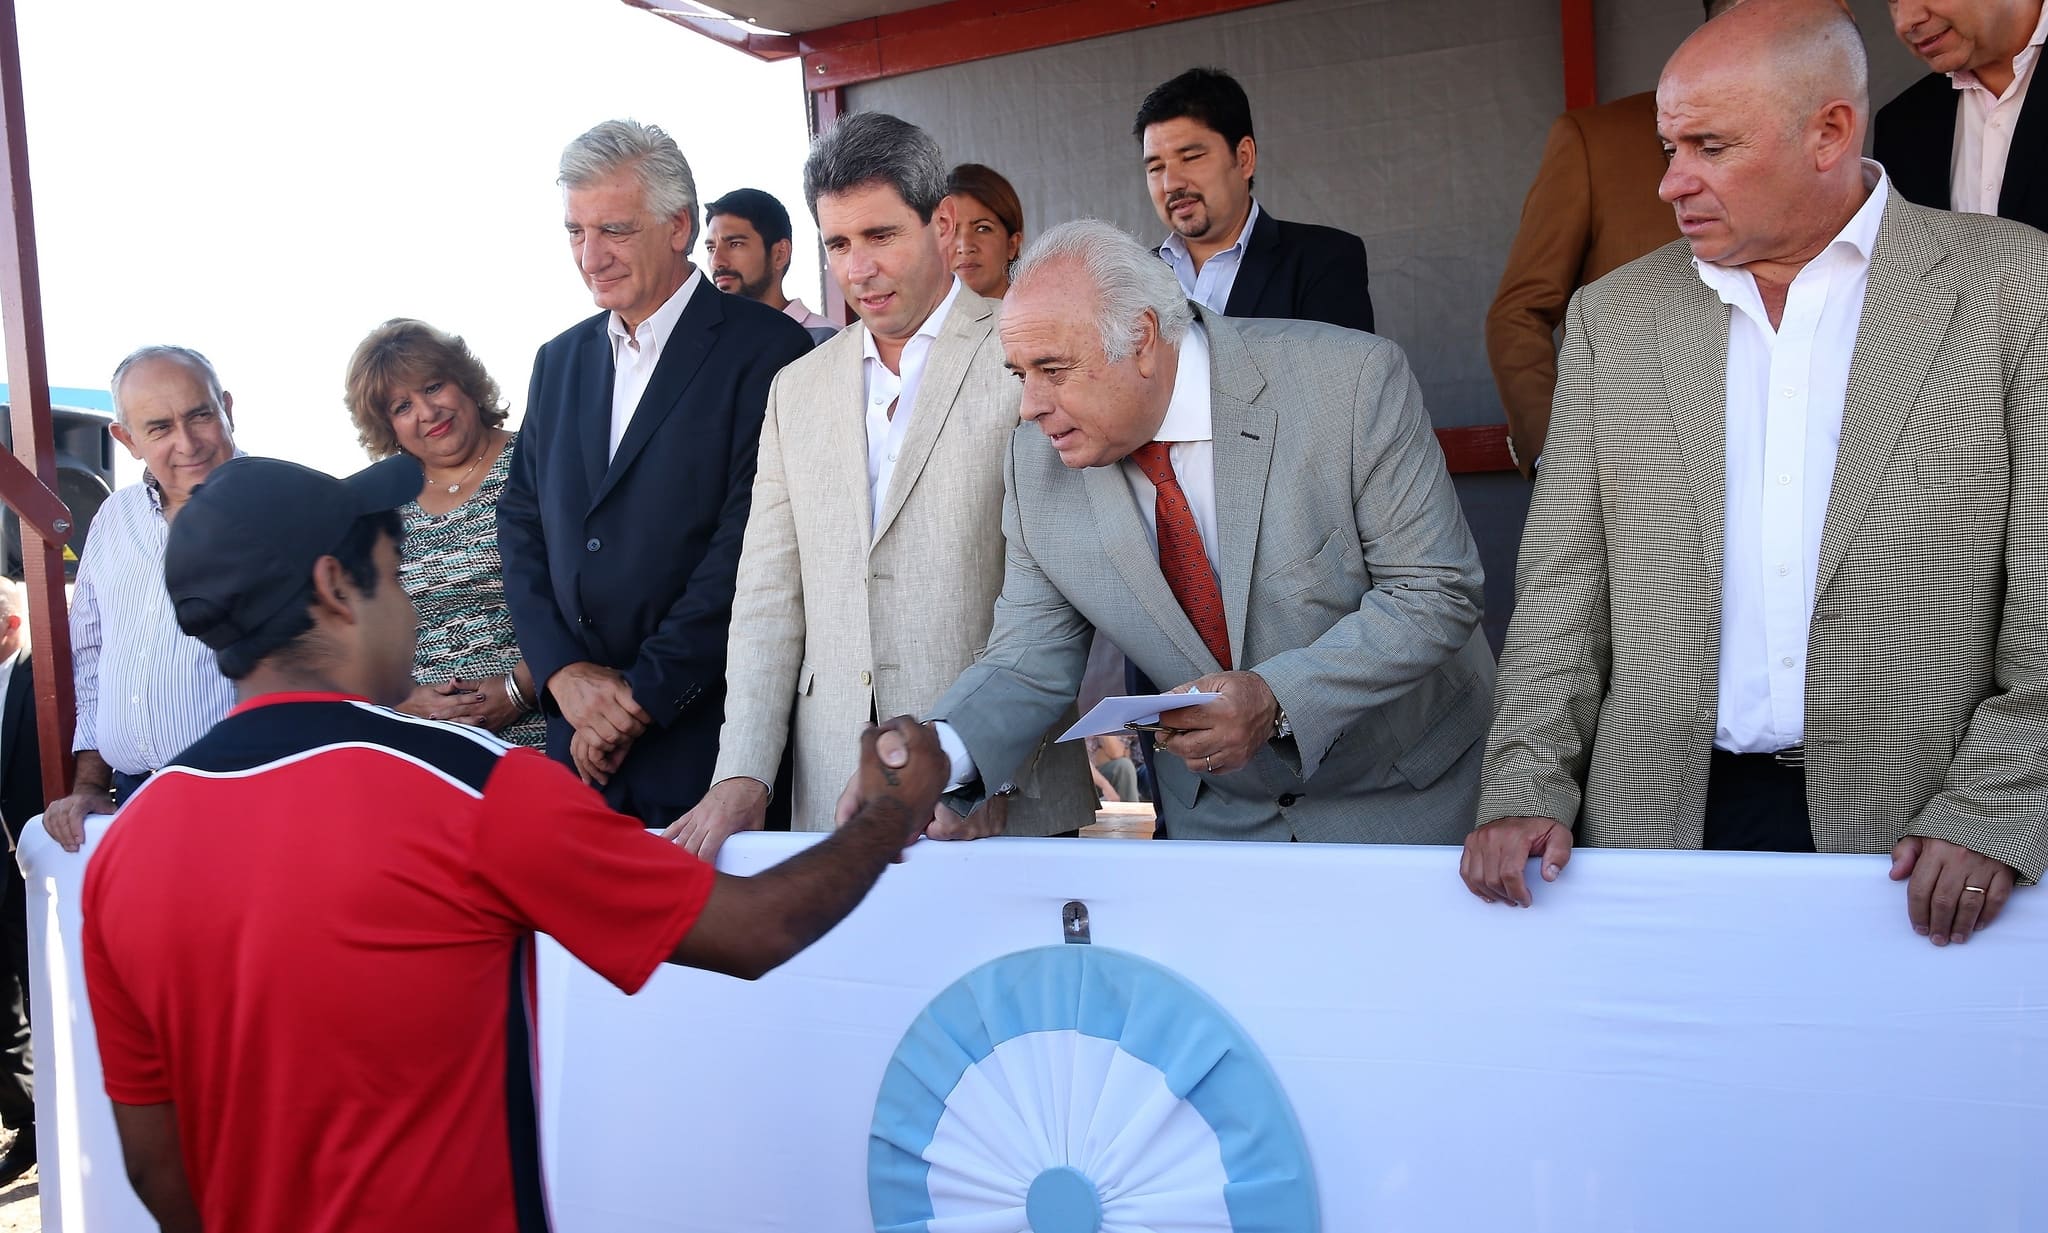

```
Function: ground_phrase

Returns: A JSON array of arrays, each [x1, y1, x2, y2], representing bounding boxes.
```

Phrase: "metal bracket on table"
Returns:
[[1062, 900, 1091, 944]]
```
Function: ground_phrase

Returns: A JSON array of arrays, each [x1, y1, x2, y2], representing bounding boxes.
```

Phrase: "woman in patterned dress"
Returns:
[[343, 319, 544, 745]]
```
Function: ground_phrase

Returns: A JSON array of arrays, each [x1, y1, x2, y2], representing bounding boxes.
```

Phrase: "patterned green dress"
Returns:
[[398, 435, 546, 747]]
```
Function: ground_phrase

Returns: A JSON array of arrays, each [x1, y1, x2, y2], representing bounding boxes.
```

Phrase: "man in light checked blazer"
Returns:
[[1467, 0, 2048, 945]]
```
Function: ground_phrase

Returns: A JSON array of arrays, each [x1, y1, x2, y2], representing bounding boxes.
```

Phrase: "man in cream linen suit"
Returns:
[[1466, 0, 2048, 946], [920, 220, 1494, 844], [668, 113, 1091, 859]]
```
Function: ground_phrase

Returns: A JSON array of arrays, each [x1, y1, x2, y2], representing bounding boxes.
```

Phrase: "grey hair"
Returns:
[[110, 345, 225, 426], [802, 112, 948, 223], [0, 576, 25, 625], [1011, 219, 1193, 364], [559, 120, 698, 243]]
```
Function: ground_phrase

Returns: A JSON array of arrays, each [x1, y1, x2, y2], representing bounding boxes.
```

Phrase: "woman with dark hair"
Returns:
[[343, 318, 543, 745], [945, 163, 1024, 299]]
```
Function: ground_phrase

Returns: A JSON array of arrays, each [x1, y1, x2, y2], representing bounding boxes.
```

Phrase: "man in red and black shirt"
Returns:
[[81, 454, 945, 1233]]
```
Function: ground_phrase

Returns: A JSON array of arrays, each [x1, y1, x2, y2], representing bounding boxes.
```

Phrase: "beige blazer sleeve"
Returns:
[[709, 364, 807, 789]]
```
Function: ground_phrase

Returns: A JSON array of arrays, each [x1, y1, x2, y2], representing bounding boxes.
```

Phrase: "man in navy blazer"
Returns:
[[1874, 0, 2048, 232], [0, 579, 44, 1184], [1137, 67, 1375, 333], [499, 121, 812, 826]]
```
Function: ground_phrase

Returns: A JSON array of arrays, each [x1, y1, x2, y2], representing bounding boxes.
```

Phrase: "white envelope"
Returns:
[[1056, 691, 1221, 742]]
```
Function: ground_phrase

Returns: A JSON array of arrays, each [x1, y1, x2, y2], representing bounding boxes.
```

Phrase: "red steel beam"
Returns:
[[799, 0, 1289, 93], [0, 0, 77, 804], [1560, 0, 1597, 110], [809, 87, 854, 328]]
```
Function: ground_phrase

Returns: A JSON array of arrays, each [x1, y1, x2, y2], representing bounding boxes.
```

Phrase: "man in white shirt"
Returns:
[[497, 120, 813, 827], [668, 113, 1092, 859], [1469, 0, 2048, 946], [1876, 0, 2048, 230], [911, 219, 1492, 845], [703, 187, 838, 344], [42, 346, 237, 852]]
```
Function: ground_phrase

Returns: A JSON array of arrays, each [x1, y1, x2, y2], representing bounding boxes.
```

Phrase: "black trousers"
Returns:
[[1703, 748, 1816, 853], [0, 847, 31, 1135]]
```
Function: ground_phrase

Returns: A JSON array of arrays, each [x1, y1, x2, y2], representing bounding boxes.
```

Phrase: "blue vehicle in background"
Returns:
[[0, 384, 117, 580]]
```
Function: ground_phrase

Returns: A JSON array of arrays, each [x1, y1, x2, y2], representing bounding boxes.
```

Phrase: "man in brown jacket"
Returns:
[[1485, 0, 1745, 476]]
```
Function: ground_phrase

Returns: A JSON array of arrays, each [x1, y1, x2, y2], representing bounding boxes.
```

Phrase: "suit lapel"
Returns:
[[872, 293, 988, 546], [1201, 313, 1272, 667], [1816, 193, 1955, 598], [1654, 272, 1730, 583], [593, 283, 719, 509], [833, 325, 875, 546], [576, 322, 613, 498], [1222, 208, 1280, 317]]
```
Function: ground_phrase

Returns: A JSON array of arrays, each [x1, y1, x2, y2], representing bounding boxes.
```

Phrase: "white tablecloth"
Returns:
[[23, 822, 2048, 1231]]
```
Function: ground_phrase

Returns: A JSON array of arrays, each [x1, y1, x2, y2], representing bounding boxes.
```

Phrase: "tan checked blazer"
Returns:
[[711, 290, 1093, 834], [1480, 190, 2048, 881]]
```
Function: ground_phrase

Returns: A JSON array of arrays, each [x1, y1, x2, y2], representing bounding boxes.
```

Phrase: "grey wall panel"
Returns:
[[1595, 0, 1928, 127], [847, 0, 1561, 432]]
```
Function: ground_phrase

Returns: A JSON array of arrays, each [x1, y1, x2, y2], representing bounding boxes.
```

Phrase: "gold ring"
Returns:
[[1963, 885, 1988, 895]]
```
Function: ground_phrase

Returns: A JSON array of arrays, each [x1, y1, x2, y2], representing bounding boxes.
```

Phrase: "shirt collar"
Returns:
[[1691, 161, 1889, 301], [861, 277, 963, 367], [1158, 199, 1263, 269], [607, 267, 701, 352], [783, 298, 817, 323], [1951, 3, 2048, 94], [1152, 320, 1214, 444]]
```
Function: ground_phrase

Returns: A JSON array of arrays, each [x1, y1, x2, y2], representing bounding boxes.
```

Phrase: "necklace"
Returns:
[[434, 440, 491, 494]]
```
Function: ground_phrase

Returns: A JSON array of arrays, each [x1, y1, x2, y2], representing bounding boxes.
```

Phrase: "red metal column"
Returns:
[[810, 87, 852, 328], [0, 0, 78, 803], [1561, 0, 1598, 110]]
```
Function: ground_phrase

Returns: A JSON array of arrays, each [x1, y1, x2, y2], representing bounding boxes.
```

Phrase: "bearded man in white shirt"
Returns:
[[43, 345, 237, 852], [1875, 0, 2048, 230], [667, 113, 1092, 859], [1467, 0, 2048, 947]]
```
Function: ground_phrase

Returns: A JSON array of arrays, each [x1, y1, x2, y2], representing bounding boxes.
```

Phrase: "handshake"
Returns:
[[667, 716, 966, 862]]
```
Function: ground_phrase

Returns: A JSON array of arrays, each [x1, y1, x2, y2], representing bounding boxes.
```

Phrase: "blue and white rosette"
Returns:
[[869, 945, 1318, 1233]]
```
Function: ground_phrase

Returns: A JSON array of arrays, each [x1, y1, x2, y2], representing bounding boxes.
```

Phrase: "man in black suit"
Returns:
[[0, 579, 43, 1184], [1875, 0, 2048, 230], [1135, 66, 1375, 332], [499, 120, 813, 827]]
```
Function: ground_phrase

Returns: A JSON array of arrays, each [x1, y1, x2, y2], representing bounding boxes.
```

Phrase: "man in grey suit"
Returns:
[[1466, 0, 2048, 945], [918, 219, 1493, 843], [667, 114, 1092, 859]]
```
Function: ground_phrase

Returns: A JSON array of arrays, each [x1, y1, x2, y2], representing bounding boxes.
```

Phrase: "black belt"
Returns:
[[1712, 743, 1805, 769]]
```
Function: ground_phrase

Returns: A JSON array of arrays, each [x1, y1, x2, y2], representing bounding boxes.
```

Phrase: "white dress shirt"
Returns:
[[1158, 200, 1262, 313], [1695, 162, 1888, 753], [1950, 3, 2048, 214], [861, 278, 963, 536], [70, 477, 237, 774], [783, 298, 837, 334], [607, 269, 702, 460], [935, 321, 1220, 787], [1120, 321, 1220, 578]]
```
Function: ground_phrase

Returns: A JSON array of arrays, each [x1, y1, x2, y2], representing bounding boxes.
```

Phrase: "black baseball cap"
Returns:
[[165, 455, 422, 658]]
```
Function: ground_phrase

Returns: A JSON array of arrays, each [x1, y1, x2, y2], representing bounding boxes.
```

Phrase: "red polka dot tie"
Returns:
[[1129, 441, 1231, 670]]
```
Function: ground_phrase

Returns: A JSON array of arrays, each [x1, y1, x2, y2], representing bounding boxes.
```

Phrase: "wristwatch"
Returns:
[[1271, 707, 1292, 740]]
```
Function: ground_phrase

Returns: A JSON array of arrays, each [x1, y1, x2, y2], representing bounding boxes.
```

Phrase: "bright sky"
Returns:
[[11, 0, 816, 482]]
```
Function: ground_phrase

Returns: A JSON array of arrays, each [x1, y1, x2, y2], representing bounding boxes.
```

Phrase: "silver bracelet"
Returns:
[[503, 672, 531, 713]]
